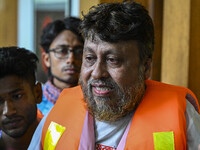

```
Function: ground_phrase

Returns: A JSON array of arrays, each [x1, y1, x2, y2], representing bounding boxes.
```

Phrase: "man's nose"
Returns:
[[65, 51, 75, 64], [3, 100, 17, 116], [91, 61, 109, 79]]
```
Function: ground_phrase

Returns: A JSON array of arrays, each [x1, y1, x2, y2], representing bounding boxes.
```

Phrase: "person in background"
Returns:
[[29, 1, 200, 149], [37, 17, 84, 115], [0, 47, 42, 150]]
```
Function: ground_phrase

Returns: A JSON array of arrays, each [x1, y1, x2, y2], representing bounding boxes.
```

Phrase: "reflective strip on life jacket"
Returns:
[[153, 131, 175, 150], [44, 121, 66, 150]]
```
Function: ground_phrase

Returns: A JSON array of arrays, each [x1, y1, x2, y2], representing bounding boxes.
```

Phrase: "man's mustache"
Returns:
[[87, 78, 117, 88]]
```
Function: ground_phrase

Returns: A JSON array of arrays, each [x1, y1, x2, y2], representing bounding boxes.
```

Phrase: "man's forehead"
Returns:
[[0, 76, 27, 95], [50, 30, 83, 47], [84, 38, 139, 55]]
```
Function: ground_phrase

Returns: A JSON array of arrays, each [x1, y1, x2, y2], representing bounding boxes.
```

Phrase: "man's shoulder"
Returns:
[[42, 80, 52, 89], [56, 85, 84, 105], [145, 80, 199, 112], [146, 80, 191, 93], [60, 85, 82, 96]]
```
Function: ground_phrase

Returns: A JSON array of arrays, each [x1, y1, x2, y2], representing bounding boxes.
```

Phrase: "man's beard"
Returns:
[[79, 67, 145, 122]]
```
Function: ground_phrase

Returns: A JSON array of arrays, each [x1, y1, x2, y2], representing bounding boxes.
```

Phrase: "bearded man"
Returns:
[[28, 1, 200, 150]]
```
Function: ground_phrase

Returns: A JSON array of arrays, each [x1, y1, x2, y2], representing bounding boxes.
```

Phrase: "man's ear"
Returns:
[[34, 82, 42, 104], [42, 52, 50, 68], [143, 58, 152, 80]]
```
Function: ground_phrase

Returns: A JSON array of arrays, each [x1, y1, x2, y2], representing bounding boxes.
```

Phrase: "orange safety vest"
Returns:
[[41, 80, 199, 150], [37, 109, 44, 119]]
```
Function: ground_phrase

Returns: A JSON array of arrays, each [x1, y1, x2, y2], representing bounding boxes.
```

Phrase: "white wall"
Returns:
[[18, 0, 34, 52], [17, 0, 80, 52]]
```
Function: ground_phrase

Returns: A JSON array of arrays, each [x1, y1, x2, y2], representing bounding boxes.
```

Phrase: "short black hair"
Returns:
[[40, 17, 84, 53], [0, 47, 38, 86], [80, 1, 154, 62]]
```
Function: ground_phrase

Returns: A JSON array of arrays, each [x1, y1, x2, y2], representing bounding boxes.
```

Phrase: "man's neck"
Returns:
[[2, 120, 38, 150], [52, 78, 77, 90]]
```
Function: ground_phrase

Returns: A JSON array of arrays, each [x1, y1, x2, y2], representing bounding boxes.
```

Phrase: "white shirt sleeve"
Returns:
[[28, 112, 49, 150], [186, 99, 200, 149]]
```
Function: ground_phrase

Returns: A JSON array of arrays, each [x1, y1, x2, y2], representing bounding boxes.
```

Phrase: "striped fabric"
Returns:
[[43, 80, 62, 104]]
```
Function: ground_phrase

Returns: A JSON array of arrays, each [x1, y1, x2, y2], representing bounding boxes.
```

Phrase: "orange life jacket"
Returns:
[[37, 109, 43, 119], [41, 80, 199, 150]]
